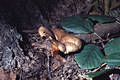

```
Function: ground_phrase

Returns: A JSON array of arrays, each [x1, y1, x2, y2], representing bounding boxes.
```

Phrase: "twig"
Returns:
[[92, 63, 107, 72], [94, 32, 103, 40], [47, 55, 52, 79]]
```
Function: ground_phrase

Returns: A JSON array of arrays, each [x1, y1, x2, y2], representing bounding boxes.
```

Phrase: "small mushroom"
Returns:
[[52, 28, 82, 54]]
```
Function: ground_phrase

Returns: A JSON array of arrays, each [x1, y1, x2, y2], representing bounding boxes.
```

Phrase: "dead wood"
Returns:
[[75, 22, 120, 42]]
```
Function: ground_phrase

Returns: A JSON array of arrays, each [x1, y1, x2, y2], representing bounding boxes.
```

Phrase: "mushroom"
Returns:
[[38, 26, 82, 54]]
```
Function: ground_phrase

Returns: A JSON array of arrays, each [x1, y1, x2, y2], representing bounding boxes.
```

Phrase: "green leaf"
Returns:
[[103, 53, 120, 66], [104, 37, 120, 66], [61, 15, 94, 34], [104, 37, 120, 56], [74, 44, 104, 69], [87, 15, 116, 23], [87, 69, 108, 78]]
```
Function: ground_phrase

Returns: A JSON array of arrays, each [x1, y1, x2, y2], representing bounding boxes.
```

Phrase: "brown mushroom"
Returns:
[[38, 26, 82, 54]]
